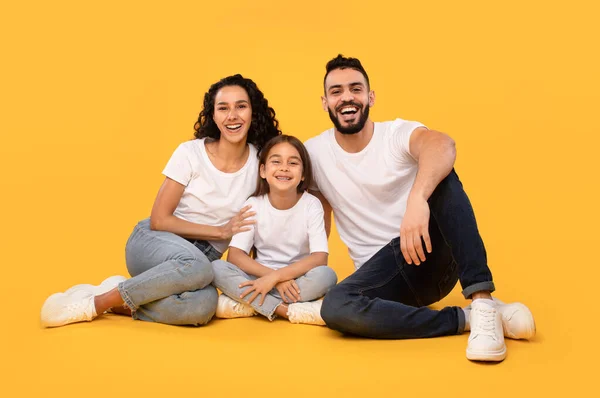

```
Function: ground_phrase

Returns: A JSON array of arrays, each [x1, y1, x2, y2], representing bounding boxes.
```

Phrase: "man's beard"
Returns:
[[328, 103, 370, 135]]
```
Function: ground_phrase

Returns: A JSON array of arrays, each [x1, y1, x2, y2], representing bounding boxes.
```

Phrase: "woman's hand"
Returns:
[[220, 205, 255, 239], [275, 280, 300, 303], [239, 273, 279, 306]]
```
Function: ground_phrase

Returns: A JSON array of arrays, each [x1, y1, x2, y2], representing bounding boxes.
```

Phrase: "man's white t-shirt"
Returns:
[[229, 192, 329, 270], [304, 118, 425, 269], [162, 138, 258, 253]]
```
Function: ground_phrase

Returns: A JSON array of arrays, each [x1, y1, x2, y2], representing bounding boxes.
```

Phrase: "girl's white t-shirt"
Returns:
[[162, 138, 258, 253], [229, 192, 329, 270]]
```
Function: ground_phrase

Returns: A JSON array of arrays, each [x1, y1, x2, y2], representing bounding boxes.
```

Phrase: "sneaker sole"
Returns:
[[503, 303, 536, 340], [466, 346, 507, 362]]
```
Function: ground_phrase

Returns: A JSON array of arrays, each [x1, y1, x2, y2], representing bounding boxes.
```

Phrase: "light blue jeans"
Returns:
[[118, 218, 221, 326], [212, 259, 338, 320]]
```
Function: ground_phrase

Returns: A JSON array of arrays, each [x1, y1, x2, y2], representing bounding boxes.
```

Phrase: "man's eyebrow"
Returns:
[[327, 82, 364, 91]]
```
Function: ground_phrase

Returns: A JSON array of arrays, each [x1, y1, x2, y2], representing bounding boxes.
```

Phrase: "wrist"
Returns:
[[408, 190, 428, 204], [218, 225, 229, 240], [271, 270, 283, 283]]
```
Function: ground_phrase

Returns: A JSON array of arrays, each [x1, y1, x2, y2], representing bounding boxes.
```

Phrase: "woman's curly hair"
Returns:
[[194, 74, 281, 154]]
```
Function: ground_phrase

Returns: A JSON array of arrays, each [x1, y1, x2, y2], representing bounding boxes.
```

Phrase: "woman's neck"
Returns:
[[268, 190, 302, 210], [205, 138, 249, 173]]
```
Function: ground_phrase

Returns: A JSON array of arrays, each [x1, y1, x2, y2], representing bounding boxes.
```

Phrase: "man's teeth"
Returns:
[[226, 124, 242, 130], [340, 106, 358, 114]]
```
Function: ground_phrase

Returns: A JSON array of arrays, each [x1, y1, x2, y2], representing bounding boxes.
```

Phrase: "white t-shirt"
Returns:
[[162, 138, 259, 253], [229, 192, 329, 270], [304, 118, 425, 269]]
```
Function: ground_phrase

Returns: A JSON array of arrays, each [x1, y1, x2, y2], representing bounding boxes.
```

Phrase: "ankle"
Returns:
[[275, 303, 288, 319], [471, 291, 492, 301]]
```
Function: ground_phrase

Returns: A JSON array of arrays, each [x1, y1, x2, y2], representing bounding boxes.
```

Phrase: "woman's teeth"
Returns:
[[226, 124, 242, 131]]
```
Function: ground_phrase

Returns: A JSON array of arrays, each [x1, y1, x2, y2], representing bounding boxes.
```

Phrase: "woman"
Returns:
[[41, 74, 281, 327]]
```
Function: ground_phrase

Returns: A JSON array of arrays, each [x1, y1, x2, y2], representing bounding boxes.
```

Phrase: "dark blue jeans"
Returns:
[[321, 170, 494, 339]]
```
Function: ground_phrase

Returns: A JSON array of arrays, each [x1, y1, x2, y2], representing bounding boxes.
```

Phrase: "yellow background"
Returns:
[[1, 0, 598, 396]]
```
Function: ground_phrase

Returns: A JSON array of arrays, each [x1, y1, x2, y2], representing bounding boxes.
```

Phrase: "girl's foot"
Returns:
[[287, 299, 325, 325], [215, 294, 256, 318]]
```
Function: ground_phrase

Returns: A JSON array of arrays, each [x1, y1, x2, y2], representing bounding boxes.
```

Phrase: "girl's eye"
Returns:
[[217, 107, 227, 111], [290, 162, 299, 166], [272, 160, 280, 164], [237, 104, 247, 109]]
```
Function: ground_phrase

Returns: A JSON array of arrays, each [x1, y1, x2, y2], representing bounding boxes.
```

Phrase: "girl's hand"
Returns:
[[239, 273, 279, 306], [275, 280, 300, 303], [221, 205, 256, 240]]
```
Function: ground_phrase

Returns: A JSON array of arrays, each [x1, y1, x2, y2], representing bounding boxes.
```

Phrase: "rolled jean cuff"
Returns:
[[117, 282, 138, 312], [461, 281, 495, 299], [455, 306, 465, 334]]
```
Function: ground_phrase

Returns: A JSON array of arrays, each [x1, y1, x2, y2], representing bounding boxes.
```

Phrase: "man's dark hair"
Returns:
[[323, 54, 370, 92]]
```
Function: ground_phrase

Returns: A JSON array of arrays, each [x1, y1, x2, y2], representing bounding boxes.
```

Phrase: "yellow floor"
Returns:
[[2, 234, 594, 397]]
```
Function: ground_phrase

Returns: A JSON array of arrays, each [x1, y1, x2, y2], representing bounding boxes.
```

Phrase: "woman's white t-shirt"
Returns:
[[162, 138, 259, 253]]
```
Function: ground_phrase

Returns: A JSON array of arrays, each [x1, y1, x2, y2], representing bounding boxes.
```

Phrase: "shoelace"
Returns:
[[471, 308, 498, 338], [66, 299, 92, 322]]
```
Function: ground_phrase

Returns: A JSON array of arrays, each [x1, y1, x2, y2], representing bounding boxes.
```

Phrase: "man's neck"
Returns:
[[333, 120, 375, 154]]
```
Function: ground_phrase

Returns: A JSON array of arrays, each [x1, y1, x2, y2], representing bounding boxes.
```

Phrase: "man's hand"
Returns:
[[400, 197, 432, 265]]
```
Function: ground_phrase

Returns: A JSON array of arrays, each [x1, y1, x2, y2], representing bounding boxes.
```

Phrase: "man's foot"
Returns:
[[287, 300, 325, 325], [466, 300, 506, 362], [493, 298, 536, 340], [215, 294, 256, 318], [64, 275, 127, 296], [464, 298, 536, 340], [41, 290, 97, 328]]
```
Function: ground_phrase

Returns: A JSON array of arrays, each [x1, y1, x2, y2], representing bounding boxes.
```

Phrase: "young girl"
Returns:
[[212, 135, 337, 325], [41, 74, 281, 327]]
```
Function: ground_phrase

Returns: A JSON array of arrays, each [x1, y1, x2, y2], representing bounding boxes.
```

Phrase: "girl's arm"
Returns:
[[227, 247, 274, 278], [271, 252, 328, 282], [150, 178, 254, 240]]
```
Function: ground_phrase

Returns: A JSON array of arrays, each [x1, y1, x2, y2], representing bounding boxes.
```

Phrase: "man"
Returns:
[[305, 54, 535, 361]]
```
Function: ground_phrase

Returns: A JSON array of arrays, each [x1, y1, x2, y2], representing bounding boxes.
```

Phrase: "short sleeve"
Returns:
[[229, 198, 256, 254], [162, 143, 194, 186], [306, 196, 328, 254], [389, 119, 426, 163]]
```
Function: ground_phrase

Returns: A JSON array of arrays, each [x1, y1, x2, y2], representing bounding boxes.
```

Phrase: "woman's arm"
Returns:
[[149, 177, 253, 241]]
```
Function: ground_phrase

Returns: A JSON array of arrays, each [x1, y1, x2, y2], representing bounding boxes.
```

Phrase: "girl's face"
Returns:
[[260, 142, 304, 194], [213, 85, 252, 145]]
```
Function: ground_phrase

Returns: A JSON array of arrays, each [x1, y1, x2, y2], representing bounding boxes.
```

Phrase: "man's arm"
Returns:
[[309, 190, 333, 238], [401, 127, 456, 265]]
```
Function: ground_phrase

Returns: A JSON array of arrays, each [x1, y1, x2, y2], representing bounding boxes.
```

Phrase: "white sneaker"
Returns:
[[64, 275, 127, 296], [464, 298, 536, 340], [287, 300, 325, 325], [215, 294, 256, 318], [466, 300, 506, 362], [41, 290, 97, 328], [493, 299, 536, 340]]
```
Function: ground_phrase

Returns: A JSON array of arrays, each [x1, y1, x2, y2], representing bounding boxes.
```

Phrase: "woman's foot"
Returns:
[[41, 290, 97, 327]]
